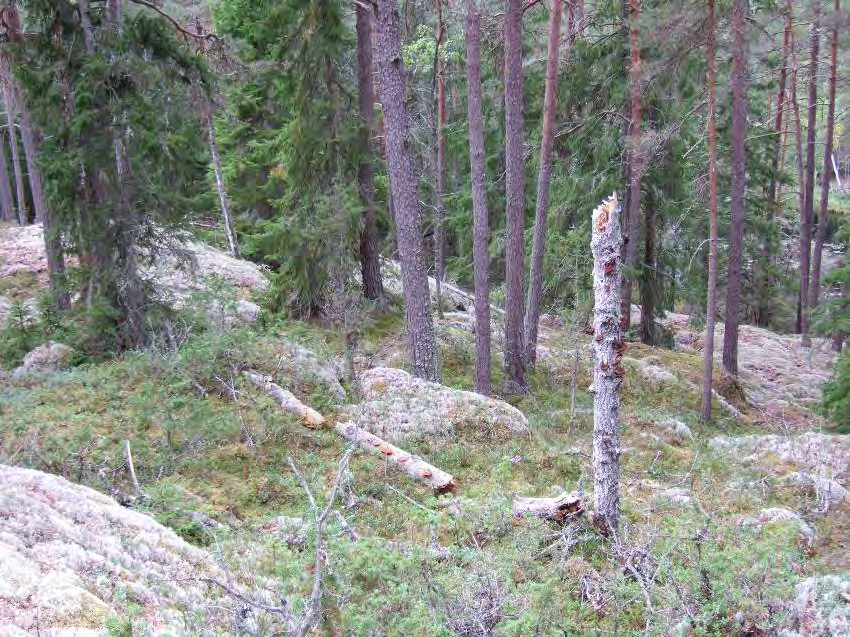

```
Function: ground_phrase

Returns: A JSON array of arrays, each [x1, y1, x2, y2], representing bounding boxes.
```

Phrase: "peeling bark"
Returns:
[[590, 193, 623, 536]]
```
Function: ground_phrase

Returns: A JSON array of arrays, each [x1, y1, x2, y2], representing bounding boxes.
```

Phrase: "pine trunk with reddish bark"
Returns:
[[756, 1, 792, 327], [621, 0, 642, 331], [722, 0, 748, 375], [466, 0, 492, 396], [524, 0, 563, 365], [375, 0, 439, 381], [0, 127, 14, 222], [701, 0, 719, 422], [798, 4, 820, 346], [503, 0, 527, 394], [808, 0, 838, 311], [433, 0, 446, 317], [356, 4, 385, 303]]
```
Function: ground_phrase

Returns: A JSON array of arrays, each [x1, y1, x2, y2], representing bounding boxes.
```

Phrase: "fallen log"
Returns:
[[243, 370, 325, 427], [335, 421, 456, 493], [513, 493, 584, 521]]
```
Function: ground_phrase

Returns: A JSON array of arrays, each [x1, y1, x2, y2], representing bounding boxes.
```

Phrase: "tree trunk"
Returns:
[[375, 0, 439, 382], [467, 0, 492, 396], [798, 4, 820, 347], [721, 0, 747, 375], [1, 40, 70, 309], [590, 193, 623, 537], [701, 0, 719, 422], [433, 0, 446, 318], [833, 280, 847, 353], [207, 110, 239, 258], [639, 188, 657, 345], [355, 3, 385, 304], [3, 87, 26, 225], [336, 421, 455, 492], [503, 0, 527, 394], [808, 0, 838, 311], [621, 0, 642, 331], [0, 127, 14, 222], [757, 0, 792, 327], [524, 0, 563, 364]]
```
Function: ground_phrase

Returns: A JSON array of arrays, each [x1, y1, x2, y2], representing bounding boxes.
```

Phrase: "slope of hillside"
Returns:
[[1, 224, 847, 635]]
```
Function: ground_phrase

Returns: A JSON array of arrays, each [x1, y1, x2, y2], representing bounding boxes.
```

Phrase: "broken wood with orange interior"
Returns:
[[335, 421, 456, 492]]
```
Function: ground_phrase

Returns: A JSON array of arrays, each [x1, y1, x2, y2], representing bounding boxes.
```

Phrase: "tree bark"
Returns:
[[355, 3, 385, 304], [722, 0, 748, 375], [621, 0, 642, 331], [336, 421, 455, 492], [207, 109, 239, 258], [808, 0, 838, 311], [466, 0, 492, 396], [798, 4, 820, 346], [3, 85, 26, 225], [375, 0, 439, 382], [701, 0, 719, 422], [757, 0, 792, 327], [0, 127, 14, 222], [433, 0, 446, 318], [639, 187, 657, 345], [590, 193, 623, 537], [0, 37, 70, 309], [503, 0, 527, 394], [524, 0, 563, 364]]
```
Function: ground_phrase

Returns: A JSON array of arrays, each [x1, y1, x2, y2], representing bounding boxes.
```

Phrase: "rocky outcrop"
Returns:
[[11, 341, 74, 380], [742, 507, 816, 546], [0, 464, 282, 635], [343, 367, 530, 440], [779, 574, 850, 637], [709, 433, 850, 482]]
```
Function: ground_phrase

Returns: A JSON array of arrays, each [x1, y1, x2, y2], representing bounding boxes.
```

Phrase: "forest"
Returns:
[[0, 0, 848, 635]]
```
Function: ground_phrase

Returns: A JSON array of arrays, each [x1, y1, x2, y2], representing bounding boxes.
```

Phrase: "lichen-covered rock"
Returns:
[[742, 507, 816, 546], [11, 341, 74, 379], [779, 574, 850, 637], [709, 433, 850, 481], [344, 367, 530, 440], [0, 464, 281, 635], [780, 473, 850, 506], [276, 339, 346, 402]]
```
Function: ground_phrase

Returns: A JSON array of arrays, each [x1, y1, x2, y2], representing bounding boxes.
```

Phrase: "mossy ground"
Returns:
[[1, 301, 844, 635]]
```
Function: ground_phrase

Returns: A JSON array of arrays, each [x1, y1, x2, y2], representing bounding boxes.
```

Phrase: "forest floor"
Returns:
[[0, 222, 847, 636]]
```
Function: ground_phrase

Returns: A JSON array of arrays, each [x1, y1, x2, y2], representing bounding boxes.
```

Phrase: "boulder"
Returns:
[[0, 464, 281, 635], [742, 507, 816, 546], [11, 341, 73, 379], [709, 433, 850, 481], [779, 574, 850, 637], [344, 367, 530, 440]]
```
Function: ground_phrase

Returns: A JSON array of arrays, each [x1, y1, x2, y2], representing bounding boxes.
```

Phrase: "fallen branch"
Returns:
[[335, 421, 456, 493], [122, 439, 146, 500], [513, 493, 584, 521], [243, 370, 325, 427]]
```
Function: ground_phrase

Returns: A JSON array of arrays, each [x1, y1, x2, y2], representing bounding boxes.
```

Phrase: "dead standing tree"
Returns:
[[590, 193, 624, 537]]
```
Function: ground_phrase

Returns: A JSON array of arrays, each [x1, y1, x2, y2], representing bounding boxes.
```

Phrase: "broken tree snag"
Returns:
[[513, 493, 584, 521], [335, 421, 456, 493], [243, 370, 325, 427], [590, 192, 624, 537]]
